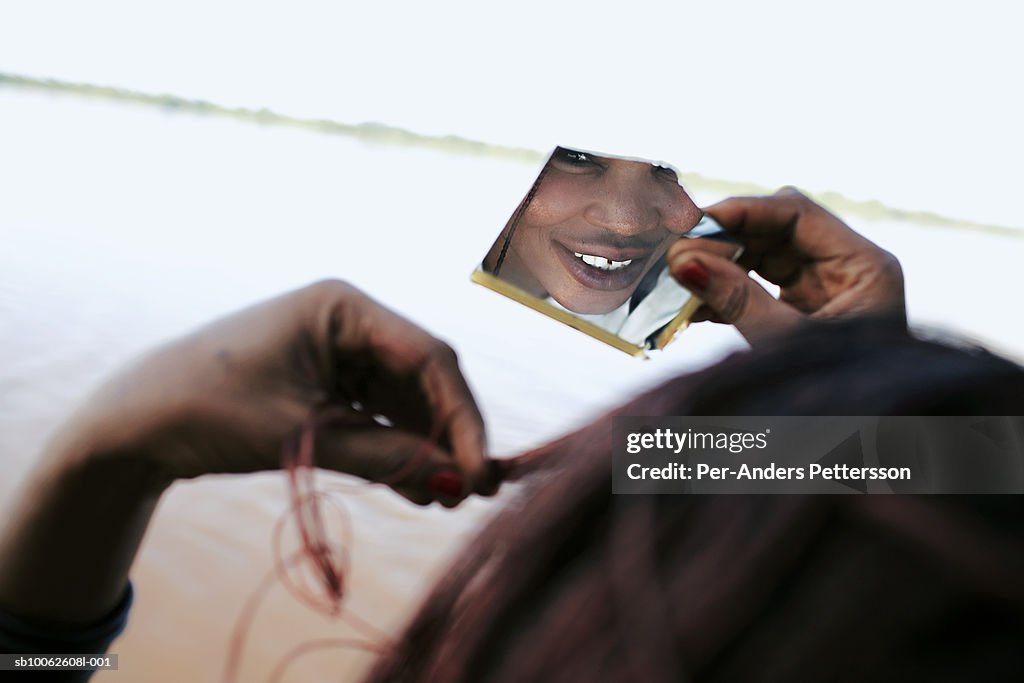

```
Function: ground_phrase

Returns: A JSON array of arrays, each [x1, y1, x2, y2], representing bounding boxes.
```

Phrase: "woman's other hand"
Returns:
[[66, 279, 490, 504], [0, 280, 489, 626], [667, 188, 905, 345]]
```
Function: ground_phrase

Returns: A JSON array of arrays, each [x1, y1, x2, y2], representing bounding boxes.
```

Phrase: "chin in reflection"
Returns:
[[484, 147, 703, 322]]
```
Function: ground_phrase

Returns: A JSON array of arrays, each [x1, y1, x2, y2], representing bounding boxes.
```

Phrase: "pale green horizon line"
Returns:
[[2, 71, 1020, 239]]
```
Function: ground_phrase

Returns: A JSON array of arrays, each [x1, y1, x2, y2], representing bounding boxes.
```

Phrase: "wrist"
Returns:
[[0, 405, 171, 624], [47, 439, 174, 504], [50, 340, 219, 490], [43, 399, 179, 497]]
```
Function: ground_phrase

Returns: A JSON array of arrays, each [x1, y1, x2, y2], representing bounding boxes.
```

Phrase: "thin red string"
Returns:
[[226, 406, 547, 682], [267, 638, 389, 683]]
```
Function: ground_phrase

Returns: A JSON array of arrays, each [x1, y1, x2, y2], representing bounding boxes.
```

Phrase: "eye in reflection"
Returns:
[[653, 163, 679, 181], [476, 146, 730, 354], [553, 147, 597, 168]]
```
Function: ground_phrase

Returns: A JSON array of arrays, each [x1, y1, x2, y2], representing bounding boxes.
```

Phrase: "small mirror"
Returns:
[[472, 146, 740, 356]]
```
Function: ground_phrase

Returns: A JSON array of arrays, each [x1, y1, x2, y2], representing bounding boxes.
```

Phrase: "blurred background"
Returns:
[[2, 1, 1022, 680]]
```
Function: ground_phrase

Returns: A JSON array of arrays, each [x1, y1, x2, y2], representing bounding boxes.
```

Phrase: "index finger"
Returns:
[[320, 283, 491, 494], [704, 189, 874, 259], [418, 343, 492, 495]]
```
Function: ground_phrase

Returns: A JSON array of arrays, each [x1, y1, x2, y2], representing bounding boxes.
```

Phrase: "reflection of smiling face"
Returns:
[[489, 148, 703, 315]]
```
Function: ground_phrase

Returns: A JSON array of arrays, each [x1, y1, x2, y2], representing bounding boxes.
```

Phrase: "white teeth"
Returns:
[[572, 252, 633, 271]]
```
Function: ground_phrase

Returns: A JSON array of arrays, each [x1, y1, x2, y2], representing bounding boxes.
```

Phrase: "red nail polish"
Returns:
[[677, 261, 710, 291], [427, 470, 463, 497]]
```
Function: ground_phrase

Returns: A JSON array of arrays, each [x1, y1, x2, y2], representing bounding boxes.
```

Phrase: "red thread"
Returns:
[[225, 406, 547, 682], [492, 448, 548, 482]]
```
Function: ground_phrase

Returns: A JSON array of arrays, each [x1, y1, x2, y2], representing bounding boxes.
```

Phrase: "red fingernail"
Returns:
[[677, 260, 710, 291], [427, 470, 463, 497]]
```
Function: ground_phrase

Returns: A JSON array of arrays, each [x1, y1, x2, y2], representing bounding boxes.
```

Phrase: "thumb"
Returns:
[[314, 423, 476, 507], [667, 249, 803, 345]]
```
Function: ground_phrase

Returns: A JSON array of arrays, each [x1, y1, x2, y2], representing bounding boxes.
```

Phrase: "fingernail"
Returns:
[[676, 260, 710, 291], [427, 470, 463, 497]]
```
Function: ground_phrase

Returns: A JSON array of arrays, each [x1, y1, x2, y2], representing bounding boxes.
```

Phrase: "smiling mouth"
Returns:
[[552, 241, 652, 293], [572, 251, 633, 271]]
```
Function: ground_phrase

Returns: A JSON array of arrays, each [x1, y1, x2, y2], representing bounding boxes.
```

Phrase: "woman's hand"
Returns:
[[0, 281, 490, 626], [74, 279, 491, 503], [667, 188, 906, 345]]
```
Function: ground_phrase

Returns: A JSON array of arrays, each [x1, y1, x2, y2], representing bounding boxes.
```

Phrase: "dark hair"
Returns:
[[488, 157, 551, 277], [367, 319, 1024, 682]]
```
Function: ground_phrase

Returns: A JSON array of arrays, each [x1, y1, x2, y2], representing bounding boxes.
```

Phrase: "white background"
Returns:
[[2, 3, 1023, 681], [3, 0, 1023, 227]]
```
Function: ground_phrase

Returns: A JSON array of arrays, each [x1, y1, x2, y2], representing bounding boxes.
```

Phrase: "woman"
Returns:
[[368, 321, 1024, 682], [6, 190, 1019, 681]]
